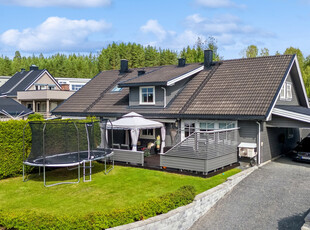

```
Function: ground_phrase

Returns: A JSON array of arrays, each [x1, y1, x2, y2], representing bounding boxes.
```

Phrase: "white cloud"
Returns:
[[195, 0, 245, 8], [139, 14, 273, 59], [0, 17, 112, 52], [185, 14, 254, 35], [0, 0, 111, 8], [140, 20, 167, 41]]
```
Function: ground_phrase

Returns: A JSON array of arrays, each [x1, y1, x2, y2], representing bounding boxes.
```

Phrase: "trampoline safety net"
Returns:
[[24, 120, 113, 167]]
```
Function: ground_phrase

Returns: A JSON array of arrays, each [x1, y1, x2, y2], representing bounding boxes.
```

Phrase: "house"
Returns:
[[56, 78, 91, 91], [0, 76, 11, 87], [52, 50, 310, 165], [0, 65, 74, 119], [0, 96, 33, 121]]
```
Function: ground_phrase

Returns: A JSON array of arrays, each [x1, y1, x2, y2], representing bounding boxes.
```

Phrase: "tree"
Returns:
[[260, 48, 269, 57], [245, 45, 258, 58]]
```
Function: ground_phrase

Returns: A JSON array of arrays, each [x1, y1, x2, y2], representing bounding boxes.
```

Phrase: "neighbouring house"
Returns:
[[0, 65, 74, 119], [0, 76, 11, 87], [0, 96, 33, 121], [52, 50, 310, 167], [56, 78, 91, 91]]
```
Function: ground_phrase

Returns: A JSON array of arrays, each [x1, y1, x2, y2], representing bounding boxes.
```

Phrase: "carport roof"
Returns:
[[272, 105, 310, 123]]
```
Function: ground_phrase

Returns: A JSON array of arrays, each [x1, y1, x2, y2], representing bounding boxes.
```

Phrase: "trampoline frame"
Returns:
[[22, 119, 114, 187]]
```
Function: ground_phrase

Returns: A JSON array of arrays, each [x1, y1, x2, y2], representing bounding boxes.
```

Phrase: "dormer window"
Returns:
[[140, 86, 155, 104]]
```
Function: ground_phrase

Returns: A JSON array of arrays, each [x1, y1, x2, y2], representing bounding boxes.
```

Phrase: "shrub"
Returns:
[[0, 185, 196, 229], [27, 113, 44, 121], [0, 120, 32, 179]]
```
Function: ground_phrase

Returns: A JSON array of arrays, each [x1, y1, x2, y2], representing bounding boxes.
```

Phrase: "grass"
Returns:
[[0, 163, 241, 215]]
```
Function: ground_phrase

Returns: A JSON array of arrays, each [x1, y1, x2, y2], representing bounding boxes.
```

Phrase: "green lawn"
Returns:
[[0, 163, 241, 215]]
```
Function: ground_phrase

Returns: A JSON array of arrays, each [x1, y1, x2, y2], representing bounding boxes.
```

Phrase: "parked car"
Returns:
[[289, 136, 310, 163]]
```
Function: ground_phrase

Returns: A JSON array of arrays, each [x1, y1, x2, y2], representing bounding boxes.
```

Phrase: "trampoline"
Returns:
[[23, 119, 114, 187]]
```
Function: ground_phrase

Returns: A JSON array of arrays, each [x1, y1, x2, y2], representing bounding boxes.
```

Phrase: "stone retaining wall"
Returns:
[[109, 166, 257, 230]]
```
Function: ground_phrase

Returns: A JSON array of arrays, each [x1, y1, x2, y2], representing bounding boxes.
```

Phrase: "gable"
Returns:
[[266, 56, 309, 120], [27, 72, 61, 91]]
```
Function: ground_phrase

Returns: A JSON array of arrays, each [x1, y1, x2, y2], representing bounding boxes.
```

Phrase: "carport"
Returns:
[[260, 105, 310, 163]]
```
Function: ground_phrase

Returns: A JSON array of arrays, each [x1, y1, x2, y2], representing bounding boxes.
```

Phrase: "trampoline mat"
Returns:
[[24, 149, 113, 167]]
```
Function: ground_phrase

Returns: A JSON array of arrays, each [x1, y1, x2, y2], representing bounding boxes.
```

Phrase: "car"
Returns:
[[289, 136, 310, 163]]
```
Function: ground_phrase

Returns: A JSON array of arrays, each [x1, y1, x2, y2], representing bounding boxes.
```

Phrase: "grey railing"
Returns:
[[164, 127, 239, 158]]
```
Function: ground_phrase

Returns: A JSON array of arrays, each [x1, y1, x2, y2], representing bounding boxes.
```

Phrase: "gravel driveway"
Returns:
[[190, 157, 310, 230]]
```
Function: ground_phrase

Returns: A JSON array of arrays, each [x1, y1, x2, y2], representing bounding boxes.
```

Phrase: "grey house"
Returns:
[[53, 50, 310, 166]]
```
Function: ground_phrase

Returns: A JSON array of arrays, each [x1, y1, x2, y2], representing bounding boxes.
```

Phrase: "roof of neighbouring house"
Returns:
[[52, 55, 298, 120], [0, 96, 33, 116], [0, 68, 60, 96]]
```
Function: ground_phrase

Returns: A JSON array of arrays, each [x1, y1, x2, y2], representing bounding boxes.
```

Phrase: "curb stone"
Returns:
[[108, 166, 258, 230]]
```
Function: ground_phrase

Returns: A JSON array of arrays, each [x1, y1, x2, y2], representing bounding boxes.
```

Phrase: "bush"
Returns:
[[0, 185, 196, 229], [27, 113, 44, 121], [0, 120, 32, 179]]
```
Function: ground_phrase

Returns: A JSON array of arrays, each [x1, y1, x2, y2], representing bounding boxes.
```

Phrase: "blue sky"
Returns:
[[0, 0, 309, 59]]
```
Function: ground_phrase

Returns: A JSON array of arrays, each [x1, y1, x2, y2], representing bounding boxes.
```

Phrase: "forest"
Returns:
[[0, 39, 310, 95]]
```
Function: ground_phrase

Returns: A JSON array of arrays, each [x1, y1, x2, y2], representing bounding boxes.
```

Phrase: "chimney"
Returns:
[[178, 58, 186, 67], [138, 69, 145, 76], [120, 59, 128, 73], [61, 84, 70, 91], [204, 50, 213, 68], [29, 65, 39, 71], [21, 68, 25, 72]]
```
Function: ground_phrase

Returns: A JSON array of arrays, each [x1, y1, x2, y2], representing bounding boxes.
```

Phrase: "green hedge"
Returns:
[[0, 185, 196, 229], [0, 120, 32, 179]]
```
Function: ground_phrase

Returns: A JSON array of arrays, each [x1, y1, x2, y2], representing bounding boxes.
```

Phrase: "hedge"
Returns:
[[0, 120, 32, 179], [0, 185, 196, 229], [0, 117, 98, 179]]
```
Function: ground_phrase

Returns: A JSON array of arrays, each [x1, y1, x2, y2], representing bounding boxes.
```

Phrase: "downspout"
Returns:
[[161, 87, 167, 108], [256, 121, 261, 165]]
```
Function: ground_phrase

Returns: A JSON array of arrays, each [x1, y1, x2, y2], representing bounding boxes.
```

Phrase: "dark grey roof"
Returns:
[[53, 55, 295, 120], [0, 69, 45, 96], [0, 97, 33, 116], [118, 63, 202, 87], [275, 105, 310, 116]]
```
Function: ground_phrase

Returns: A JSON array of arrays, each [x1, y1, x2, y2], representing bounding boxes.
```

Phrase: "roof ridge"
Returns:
[[179, 65, 219, 114], [222, 54, 293, 62]]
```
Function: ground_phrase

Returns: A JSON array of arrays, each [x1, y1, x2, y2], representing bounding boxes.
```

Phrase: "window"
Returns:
[[200, 122, 215, 131], [286, 82, 292, 100], [49, 86, 54, 90], [140, 129, 155, 139], [280, 82, 292, 101], [219, 123, 227, 129], [280, 84, 286, 100], [184, 122, 195, 137], [112, 86, 123, 92], [140, 86, 155, 104], [71, 84, 84, 91]]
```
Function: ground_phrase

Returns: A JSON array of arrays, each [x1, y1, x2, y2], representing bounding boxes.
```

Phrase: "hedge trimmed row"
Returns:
[[0, 120, 32, 179], [0, 116, 98, 179], [0, 185, 196, 229]]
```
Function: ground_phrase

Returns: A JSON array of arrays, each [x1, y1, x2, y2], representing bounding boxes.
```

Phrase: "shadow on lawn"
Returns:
[[24, 161, 113, 184]]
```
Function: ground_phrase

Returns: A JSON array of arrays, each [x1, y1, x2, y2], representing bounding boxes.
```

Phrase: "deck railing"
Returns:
[[164, 127, 239, 158]]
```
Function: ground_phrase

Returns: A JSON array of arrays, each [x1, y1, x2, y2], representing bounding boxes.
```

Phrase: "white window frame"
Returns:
[[140, 128, 155, 139], [139, 86, 155, 105], [280, 84, 286, 100], [286, 82, 292, 101]]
